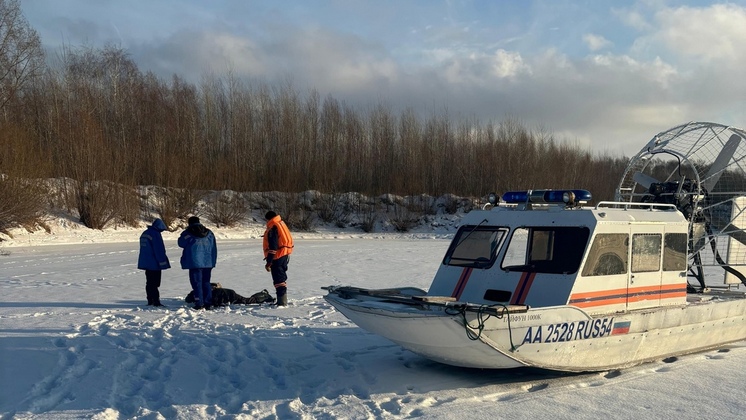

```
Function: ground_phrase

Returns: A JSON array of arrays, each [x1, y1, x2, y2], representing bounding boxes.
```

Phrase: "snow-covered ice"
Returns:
[[2, 225, 746, 419]]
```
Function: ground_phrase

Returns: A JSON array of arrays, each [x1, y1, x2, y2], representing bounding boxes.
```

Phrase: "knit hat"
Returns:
[[265, 211, 277, 220], [188, 216, 200, 225]]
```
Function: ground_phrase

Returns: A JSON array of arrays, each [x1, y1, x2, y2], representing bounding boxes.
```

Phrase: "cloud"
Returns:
[[438, 49, 530, 86], [282, 27, 400, 90], [583, 34, 612, 51], [588, 54, 677, 88], [490, 49, 530, 79], [131, 30, 266, 82], [129, 19, 712, 156], [624, 4, 746, 119], [654, 4, 746, 62], [614, 7, 652, 31]]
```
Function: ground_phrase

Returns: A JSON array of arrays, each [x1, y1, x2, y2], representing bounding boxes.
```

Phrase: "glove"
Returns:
[[265, 264, 272, 272]]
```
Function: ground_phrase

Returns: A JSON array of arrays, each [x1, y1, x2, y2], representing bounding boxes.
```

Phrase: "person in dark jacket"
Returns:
[[263, 211, 294, 306], [137, 218, 171, 307], [185, 283, 275, 306], [178, 216, 218, 310]]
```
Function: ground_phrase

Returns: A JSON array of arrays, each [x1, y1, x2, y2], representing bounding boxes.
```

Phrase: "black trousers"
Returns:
[[145, 270, 162, 305], [270, 255, 289, 298]]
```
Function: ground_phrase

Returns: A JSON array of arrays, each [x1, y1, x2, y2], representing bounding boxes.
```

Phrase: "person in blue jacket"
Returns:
[[137, 218, 171, 307], [178, 216, 218, 310]]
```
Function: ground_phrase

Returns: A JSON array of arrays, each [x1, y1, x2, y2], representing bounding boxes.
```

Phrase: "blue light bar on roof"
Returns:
[[502, 189, 592, 204]]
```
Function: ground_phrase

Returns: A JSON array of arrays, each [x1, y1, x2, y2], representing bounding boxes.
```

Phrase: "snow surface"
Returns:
[[2, 220, 746, 419]]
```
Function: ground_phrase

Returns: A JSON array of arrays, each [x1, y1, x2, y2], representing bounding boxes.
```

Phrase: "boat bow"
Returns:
[[323, 286, 531, 369]]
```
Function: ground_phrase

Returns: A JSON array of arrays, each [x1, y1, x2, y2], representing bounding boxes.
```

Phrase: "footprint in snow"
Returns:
[[604, 369, 622, 379], [706, 348, 731, 360], [523, 383, 549, 392]]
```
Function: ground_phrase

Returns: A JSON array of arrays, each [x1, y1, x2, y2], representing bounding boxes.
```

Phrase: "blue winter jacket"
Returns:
[[137, 218, 171, 271], [178, 222, 218, 269]]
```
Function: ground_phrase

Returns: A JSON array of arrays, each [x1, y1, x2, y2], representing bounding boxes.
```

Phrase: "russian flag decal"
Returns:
[[611, 320, 631, 335]]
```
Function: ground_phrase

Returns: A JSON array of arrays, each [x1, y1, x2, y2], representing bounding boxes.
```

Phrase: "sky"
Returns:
[[3, 216, 746, 418], [18, 0, 746, 156]]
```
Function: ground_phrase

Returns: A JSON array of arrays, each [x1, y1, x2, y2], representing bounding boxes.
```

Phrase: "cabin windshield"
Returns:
[[501, 226, 590, 274], [442, 226, 507, 268]]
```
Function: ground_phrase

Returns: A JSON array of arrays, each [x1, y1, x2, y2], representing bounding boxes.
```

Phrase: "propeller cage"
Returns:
[[616, 122, 746, 288]]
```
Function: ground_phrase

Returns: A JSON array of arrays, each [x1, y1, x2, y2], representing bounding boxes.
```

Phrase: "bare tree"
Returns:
[[0, 176, 46, 234], [156, 188, 203, 228], [203, 191, 248, 228], [0, 0, 44, 112]]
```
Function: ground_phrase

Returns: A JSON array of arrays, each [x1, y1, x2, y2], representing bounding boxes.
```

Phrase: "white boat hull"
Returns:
[[324, 178, 746, 372], [327, 294, 525, 369], [325, 289, 746, 372]]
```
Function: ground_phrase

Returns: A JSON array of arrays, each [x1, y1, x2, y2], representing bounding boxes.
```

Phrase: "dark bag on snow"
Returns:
[[248, 289, 276, 304]]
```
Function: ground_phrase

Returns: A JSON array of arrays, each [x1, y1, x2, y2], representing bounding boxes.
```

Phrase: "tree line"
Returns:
[[0, 0, 629, 232]]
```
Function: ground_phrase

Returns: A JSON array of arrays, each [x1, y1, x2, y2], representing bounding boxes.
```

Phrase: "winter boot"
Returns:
[[276, 294, 288, 307]]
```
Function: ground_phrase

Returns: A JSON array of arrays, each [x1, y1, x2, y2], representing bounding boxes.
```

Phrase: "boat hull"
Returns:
[[324, 288, 746, 372], [326, 294, 526, 369]]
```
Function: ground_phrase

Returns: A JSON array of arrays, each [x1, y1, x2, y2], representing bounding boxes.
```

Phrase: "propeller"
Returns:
[[720, 223, 746, 246], [702, 134, 741, 192], [633, 172, 659, 189], [633, 133, 742, 195], [702, 134, 742, 232]]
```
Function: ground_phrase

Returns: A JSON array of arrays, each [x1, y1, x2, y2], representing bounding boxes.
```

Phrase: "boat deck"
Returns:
[[687, 288, 746, 303]]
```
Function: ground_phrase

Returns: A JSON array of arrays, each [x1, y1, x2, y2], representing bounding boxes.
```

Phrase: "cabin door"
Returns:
[[627, 226, 664, 310]]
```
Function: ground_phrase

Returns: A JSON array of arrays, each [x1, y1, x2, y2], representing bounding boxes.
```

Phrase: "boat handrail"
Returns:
[[595, 201, 678, 211]]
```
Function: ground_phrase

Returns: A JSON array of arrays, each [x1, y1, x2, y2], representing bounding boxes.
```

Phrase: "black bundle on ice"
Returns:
[[185, 283, 275, 305]]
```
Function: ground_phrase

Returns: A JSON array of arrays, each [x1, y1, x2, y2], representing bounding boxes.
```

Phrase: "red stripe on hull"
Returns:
[[511, 272, 536, 305], [451, 267, 473, 300]]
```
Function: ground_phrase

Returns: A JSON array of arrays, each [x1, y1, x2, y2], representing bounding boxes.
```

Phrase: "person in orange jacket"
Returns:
[[263, 211, 294, 306]]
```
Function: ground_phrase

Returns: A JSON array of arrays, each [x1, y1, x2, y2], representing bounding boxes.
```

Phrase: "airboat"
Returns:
[[324, 121, 746, 372]]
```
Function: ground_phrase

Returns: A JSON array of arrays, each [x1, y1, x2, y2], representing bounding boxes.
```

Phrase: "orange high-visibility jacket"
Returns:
[[263, 215, 294, 261]]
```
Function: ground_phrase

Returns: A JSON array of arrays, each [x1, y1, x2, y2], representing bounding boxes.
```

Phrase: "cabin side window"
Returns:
[[501, 227, 590, 274], [581, 233, 628, 277], [631, 234, 662, 272], [442, 226, 507, 268], [663, 233, 687, 271]]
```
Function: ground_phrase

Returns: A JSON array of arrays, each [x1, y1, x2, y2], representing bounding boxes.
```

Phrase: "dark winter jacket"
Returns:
[[178, 222, 217, 269], [185, 285, 275, 305], [186, 288, 247, 305], [137, 219, 171, 271]]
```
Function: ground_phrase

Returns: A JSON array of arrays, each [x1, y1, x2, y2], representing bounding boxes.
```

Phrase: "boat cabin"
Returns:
[[427, 189, 690, 315]]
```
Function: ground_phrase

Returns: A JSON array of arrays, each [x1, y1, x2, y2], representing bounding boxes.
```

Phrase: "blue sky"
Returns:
[[19, 0, 746, 156]]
